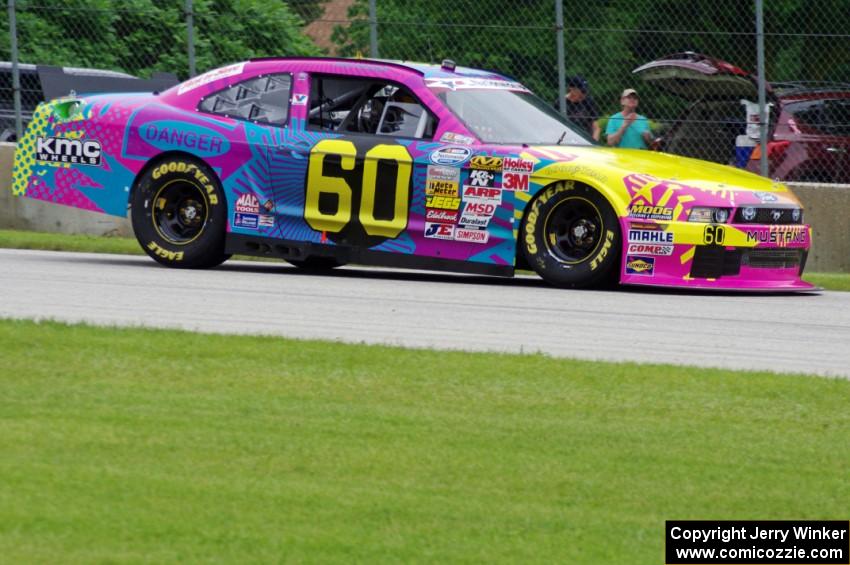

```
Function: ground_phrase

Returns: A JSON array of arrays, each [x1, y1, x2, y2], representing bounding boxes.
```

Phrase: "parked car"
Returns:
[[11, 57, 813, 291], [633, 52, 850, 184], [0, 62, 178, 141]]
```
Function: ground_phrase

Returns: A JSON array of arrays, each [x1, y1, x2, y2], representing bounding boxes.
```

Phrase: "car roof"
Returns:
[[247, 56, 512, 81]]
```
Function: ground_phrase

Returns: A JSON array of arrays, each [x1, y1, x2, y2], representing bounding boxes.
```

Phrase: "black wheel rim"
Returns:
[[543, 197, 603, 264], [152, 181, 208, 245]]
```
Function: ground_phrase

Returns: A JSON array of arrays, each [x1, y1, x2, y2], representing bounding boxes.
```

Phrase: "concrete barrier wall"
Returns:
[[0, 142, 133, 237], [2, 142, 848, 272]]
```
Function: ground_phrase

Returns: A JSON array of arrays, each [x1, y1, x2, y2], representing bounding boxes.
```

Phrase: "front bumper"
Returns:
[[619, 220, 815, 291]]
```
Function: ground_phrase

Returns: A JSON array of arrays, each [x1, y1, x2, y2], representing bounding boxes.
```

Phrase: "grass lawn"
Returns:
[[1, 229, 849, 291], [1, 319, 849, 563]]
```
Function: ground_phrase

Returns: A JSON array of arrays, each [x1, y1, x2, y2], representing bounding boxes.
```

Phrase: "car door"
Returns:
[[292, 74, 440, 254]]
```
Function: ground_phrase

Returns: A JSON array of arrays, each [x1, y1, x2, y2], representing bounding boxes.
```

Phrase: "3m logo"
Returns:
[[502, 172, 529, 192], [36, 136, 102, 166]]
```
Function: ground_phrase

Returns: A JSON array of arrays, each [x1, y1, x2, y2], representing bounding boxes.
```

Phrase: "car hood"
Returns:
[[632, 52, 766, 101], [533, 145, 802, 207]]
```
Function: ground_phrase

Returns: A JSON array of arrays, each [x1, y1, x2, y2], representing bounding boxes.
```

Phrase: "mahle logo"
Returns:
[[36, 136, 102, 166]]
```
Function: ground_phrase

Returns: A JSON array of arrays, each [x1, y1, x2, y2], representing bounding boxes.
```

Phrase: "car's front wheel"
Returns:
[[131, 157, 230, 269], [520, 182, 621, 288]]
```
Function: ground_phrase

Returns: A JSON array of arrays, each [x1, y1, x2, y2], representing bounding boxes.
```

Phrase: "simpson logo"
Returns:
[[233, 212, 259, 230], [629, 205, 674, 221], [430, 146, 472, 166], [502, 172, 529, 192], [468, 169, 496, 187], [628, 229, 674, 243], [426, 209, 459, 223], [426, 179, 459, 197], [469, 155, 503, 171], [455, 228, 490, 243], [625, 255, 655, 275], [627, 243, 674, 256], [36, 136, 102, 166], [502, 157, 534, 173], [235, 193, 260, 214], [426, 165, 460, 182], [424, 222, 455, 240], [426, 195, 462, 210]]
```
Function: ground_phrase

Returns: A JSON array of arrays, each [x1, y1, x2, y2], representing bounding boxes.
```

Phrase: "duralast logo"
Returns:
[[36, 136, 102, 166]]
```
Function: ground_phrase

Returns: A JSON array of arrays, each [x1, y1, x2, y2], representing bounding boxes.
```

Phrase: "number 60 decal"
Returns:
[[305, 139, 412, 238]]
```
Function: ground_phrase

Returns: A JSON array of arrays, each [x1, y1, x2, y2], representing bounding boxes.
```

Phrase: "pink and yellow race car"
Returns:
[[12, 57, 812, 290]]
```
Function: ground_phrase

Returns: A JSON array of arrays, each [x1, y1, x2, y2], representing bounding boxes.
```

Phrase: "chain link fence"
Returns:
[[3, 0, 850, 183]]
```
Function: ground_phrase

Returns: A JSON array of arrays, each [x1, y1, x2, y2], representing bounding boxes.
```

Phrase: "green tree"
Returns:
[[2, 0, 320, 79]]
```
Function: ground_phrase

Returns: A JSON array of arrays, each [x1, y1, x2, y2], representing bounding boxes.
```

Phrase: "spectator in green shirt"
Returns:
[[605, 88, 653, 149]]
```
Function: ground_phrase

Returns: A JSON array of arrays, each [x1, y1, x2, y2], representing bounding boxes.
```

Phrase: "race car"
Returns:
[[11, 57, 813, 290]]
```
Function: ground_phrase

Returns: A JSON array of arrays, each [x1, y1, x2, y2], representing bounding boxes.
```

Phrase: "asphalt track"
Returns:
[[1, 248, 849, 378]]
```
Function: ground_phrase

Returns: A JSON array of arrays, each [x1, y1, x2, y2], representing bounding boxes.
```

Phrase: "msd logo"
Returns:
[[235, 193, 260, 214]]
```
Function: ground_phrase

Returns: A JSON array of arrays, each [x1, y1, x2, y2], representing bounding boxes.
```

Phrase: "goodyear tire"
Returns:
[[521, 182, 620, 289], [131, 157, 230, 269]]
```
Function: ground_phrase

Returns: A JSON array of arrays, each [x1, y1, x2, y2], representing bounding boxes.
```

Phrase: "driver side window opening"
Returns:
[[307, 75, 437, 139]]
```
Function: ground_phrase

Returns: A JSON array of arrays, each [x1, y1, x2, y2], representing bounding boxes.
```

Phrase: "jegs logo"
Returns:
[[36, 136, 102, 166]]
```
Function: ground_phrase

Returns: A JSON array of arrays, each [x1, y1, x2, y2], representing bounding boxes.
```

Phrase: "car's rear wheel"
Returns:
[[131, 157, 230, 269], [521, 182, 621, 288]]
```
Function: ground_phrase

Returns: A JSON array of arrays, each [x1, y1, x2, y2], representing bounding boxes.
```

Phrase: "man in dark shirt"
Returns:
[[555, 75, 600, 140]]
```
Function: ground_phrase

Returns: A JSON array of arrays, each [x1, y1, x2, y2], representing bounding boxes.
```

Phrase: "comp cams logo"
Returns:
[[36, 136, 102, 166]]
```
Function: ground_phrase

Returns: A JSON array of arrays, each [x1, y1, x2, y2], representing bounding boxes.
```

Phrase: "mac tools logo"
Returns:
[[36, 136, 102, 166]]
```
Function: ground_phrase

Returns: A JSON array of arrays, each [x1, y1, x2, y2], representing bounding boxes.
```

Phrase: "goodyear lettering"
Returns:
[[147, 241, 184, 261], [589, 230, 615, 270], [524, 204, 541, 254], [151, 161, 218, 205]]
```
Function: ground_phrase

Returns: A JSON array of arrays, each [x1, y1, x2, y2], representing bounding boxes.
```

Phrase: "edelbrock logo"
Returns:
[[36, 136, 102, 166]]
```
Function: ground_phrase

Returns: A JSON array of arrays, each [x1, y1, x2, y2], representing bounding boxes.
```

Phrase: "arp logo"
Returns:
[[424, 222, 454, 240], [463, 186, 500, 199]]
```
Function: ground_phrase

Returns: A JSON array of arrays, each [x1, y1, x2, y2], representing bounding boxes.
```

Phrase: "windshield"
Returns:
[[431, 86, 593, 146]]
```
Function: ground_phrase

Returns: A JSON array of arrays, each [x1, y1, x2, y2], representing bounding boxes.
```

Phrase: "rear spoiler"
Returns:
[[37, 65, 179, 99]]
